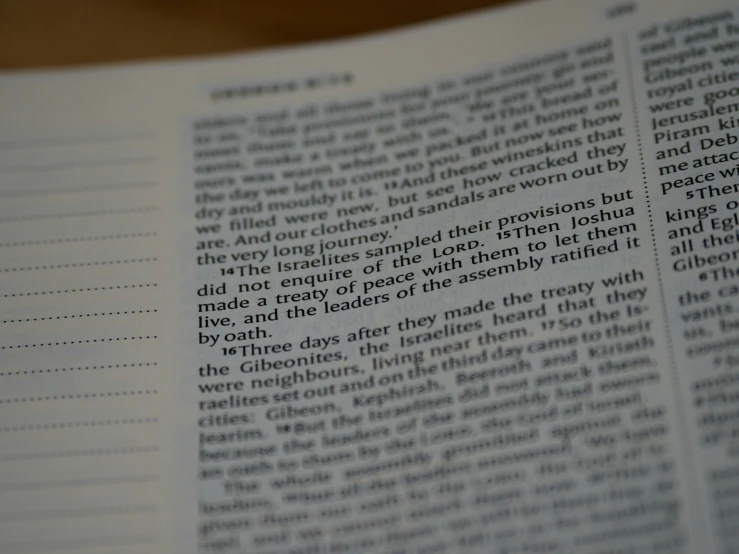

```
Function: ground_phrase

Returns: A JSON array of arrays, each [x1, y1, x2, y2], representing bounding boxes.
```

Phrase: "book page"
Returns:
[[1, 0, 738, 553], [0, 127, 174, 551], [626, 13, 739, 551]]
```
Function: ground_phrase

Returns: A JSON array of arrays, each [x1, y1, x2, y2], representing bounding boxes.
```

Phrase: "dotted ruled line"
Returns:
[[0, 504, 157, 522], [623, 34, 677, 371], [0, 232, 156, 248], [0, 536, 158, 553], [3, 283, 158, 297], [0, 417, 158, 433], [0, 156, 156, 174], [0, 362, 157, 377], [0, 535, 158, 553], [0, 206, 158, 223], [1, 445, 159, 462], [0, 391, 158, 404], [621, 35, 707, 523], [0, 131, 154, 149], [0, 475, 159, 491], [2, 310, 157, 323], [0, 182, 156, 198], [0, 336, 157, 350], [1, 258, 158, 272]]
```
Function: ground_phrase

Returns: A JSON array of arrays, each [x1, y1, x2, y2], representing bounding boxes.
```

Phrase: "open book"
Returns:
[[2, 0, 739, 551]]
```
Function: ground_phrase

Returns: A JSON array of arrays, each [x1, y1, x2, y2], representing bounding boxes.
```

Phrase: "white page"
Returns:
[[0, 0, 738, 552]]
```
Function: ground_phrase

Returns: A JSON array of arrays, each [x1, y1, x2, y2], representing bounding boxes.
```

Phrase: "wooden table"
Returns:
[[0, 0, 512, 70]]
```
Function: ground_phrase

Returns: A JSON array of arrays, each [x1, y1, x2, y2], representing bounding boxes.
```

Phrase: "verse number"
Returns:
[[541, 317, 582, 332]]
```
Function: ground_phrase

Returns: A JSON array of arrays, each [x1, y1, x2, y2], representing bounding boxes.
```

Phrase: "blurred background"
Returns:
[[0, 0, 514, 70]]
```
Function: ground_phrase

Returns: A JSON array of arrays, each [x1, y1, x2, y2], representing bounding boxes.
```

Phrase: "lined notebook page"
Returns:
[[0, 128, 169, 553]]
